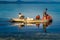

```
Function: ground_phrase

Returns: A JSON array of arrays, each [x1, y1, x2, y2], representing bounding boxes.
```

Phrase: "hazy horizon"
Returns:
[[0, 0, 60, 2]]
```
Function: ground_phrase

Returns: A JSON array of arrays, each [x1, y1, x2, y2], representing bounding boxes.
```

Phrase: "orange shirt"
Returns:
[[47, 15, 52, 20], [42, 16, 47, 20], [42, 15, 52, 20], [36, 15, 40, 19]]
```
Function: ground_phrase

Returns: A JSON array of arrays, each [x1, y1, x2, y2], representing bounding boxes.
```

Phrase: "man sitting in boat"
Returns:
[[36, 15, 40, 20], [18, 13, 24, 19], [42, 8, 52, 22]]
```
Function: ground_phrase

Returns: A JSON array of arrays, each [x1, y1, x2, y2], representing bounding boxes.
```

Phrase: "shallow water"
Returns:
[[0, 3, 60, 40]]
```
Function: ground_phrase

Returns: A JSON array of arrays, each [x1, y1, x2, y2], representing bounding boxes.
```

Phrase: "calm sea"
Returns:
[[0, 3, 60, 40]]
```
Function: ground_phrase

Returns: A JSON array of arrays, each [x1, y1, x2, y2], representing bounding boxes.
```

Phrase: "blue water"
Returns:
[[0, 3, 60, 40]]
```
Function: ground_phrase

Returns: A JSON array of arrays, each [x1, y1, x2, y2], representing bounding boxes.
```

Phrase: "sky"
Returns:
[[0, 0, 60, 2]]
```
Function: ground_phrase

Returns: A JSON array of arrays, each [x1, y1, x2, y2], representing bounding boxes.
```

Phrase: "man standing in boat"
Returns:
[[18, 13, 24, 19], [42, 8, 52, 22]]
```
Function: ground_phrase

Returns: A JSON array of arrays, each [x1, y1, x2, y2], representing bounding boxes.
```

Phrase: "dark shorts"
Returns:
[[49, 19, 52, 22]]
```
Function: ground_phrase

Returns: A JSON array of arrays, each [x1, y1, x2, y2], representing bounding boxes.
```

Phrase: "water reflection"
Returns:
[[0, 21, 54, 40], [11, 21, 52, 32], [12, 23, 25, 27], [43, 21, 52, 32]]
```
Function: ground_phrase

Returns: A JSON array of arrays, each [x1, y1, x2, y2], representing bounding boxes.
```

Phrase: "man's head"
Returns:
[[43, 12, 47, 16]]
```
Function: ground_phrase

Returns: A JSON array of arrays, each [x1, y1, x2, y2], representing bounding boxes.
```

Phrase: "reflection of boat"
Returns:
[[12, 23, 24, 26], [12, 23, 35, 26], [10, 18, 49, 24], [26, 24, 35, 26], [11, 20, 52, 31], [12, 22, 25, 27]]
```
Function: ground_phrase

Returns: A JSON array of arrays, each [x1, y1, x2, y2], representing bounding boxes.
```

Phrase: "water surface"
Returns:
[[0, 3, 60, 40]]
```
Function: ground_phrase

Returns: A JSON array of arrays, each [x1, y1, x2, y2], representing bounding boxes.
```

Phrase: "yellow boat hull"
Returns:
[[11, 18, 49, 23]]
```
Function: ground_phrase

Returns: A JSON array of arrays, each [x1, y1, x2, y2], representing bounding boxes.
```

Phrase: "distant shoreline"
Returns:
[[0, 1, 60, 4]]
